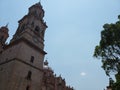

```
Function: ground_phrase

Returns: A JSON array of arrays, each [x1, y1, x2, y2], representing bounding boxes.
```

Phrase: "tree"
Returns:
[[93, 15, 120, 90], [93, 15, 120, 76], [112, 72, 120, 90]]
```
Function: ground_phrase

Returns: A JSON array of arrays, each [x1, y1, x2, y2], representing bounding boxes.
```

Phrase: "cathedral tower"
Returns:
[[11, 2, 47, 49], [0, 2, 47, 90]]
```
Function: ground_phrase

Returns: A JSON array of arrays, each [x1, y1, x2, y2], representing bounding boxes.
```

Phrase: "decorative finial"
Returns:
[[44, 60, 48, 66], [5, 23, 9, 27], [59, 74, 61, 77], [39, 0, 41, 4]]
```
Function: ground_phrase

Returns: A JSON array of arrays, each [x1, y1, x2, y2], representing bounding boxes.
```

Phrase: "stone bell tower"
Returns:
[[10, 2, 47, 50], [0, 2, 47, 90]]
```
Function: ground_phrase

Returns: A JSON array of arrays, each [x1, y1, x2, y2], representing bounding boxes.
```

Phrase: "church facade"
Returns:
[[0, 2, 73, 90]]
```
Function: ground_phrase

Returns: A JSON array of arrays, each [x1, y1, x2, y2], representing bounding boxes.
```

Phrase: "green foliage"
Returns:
[[112, 72, 120, 90], [106, 76, 120, 90], [94, 15, 120, 89], [93, 15, 120, 76]]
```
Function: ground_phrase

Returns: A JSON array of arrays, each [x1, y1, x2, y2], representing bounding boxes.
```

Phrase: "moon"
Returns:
[[80, 72, 86, 76]]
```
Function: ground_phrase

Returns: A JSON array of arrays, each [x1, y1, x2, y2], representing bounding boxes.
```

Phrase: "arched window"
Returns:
[[35, 26, 40, 32], [26, 85, 30, 90], [30, 56, 34, 63], [26, 71, 32, 80]]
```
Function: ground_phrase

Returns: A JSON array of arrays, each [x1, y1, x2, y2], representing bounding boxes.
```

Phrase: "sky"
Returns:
[[0, 0, 120, 90]]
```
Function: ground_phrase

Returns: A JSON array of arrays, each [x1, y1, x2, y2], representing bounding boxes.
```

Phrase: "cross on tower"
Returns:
[[39, 0, 41, 3]]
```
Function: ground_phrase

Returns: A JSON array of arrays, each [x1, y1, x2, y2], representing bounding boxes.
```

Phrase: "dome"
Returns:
[[43, 60, 53, 71]]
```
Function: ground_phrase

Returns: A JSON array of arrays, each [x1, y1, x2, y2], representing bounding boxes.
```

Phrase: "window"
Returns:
[[26, 71, 32, 80], [30, 56, 34, 63], [35, 26, 40, 32], [0, 36, 4, 42], [26, 85, 30, 90]]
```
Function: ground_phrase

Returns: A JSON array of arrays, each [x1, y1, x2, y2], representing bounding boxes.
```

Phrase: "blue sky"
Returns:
[[0, 0, 120, 90]]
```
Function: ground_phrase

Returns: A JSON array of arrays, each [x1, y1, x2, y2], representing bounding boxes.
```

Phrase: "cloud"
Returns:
[[80, 72, 87, 76]]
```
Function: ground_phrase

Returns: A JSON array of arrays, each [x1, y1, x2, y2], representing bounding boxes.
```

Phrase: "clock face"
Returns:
[[33, 36, 39, 43]]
